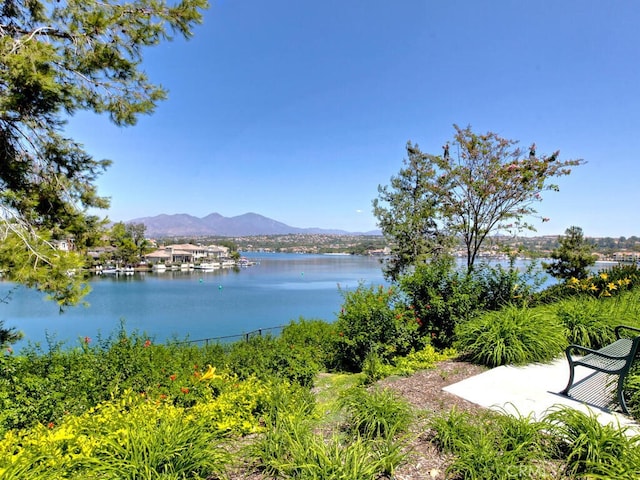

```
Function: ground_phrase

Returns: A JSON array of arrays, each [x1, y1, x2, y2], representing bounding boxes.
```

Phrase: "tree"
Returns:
[[375, 125, 584, 275], [438, 125, 584, 272], [0, 0, 207, 305], [544, 226, 596, 281], [110, 222, 149, 265], [436, 125, 584, 272], [372, 142, 452, 281]]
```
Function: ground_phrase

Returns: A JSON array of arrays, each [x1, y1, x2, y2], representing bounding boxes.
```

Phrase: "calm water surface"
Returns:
[[1, 253, 387, 349]]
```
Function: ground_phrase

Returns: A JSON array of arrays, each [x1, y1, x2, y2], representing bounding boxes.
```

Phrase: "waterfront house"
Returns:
[[144, 244, 230, 266]]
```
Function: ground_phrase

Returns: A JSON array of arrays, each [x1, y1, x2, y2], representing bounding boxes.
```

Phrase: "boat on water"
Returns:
[[194, 262, 219, 271], [152, 264, 167, 272]]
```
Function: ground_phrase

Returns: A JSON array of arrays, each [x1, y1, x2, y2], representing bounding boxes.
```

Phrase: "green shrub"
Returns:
[[473, 257, 547, 310], [399, 258, 481, 348], [280, 318, 339, 370], [621, 356, 640, 422], [383, 345, 457, 378], [226, 334, 321, 387], [455, 305, 567, 367], [334, 283, 421, 372], [428, 408, 552, 479], [252, 382, 407, 479]]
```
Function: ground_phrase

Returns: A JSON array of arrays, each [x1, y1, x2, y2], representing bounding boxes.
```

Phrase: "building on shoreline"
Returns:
[[144, 244, 230, 266]]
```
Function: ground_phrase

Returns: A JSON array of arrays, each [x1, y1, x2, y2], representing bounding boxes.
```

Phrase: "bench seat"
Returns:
[[561, 326, 640, 414]]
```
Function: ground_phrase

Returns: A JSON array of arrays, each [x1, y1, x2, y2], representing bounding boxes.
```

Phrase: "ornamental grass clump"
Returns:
[[545, 405, 640, 479], [339, 387, 412, 440], [455, 304, 567, 367], [251, 382, 408, 479], [428, 407, 553, 479], [552, 295, 618, 349]]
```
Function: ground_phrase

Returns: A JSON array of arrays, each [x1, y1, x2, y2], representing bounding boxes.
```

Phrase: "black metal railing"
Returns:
[[178, 325, 286, 346]]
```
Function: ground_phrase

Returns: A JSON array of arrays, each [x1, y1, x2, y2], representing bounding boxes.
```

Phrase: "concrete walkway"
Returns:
[[443, 357, 639, 432]]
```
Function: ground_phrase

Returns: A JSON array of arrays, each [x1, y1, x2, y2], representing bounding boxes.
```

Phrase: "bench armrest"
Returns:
[[615, 325, 640, 340], [566, 343, 632, 361]]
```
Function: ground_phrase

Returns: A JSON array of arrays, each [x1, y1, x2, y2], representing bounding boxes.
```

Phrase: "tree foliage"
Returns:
[[437, 125, 584, 272], [544, 226, 596, 281], [372, 142, 451, 281], [374, 125, 584, 275], [0, 0, 207, 305], [110, 221, 149, 264]]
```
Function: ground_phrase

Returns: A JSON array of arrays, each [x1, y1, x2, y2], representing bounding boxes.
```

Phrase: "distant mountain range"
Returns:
[[128, 212, 381, 237]]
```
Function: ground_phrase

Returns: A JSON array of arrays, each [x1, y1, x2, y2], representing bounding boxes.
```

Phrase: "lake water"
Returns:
[[1, 253, 388, 350], [0, 253, 571, 351]]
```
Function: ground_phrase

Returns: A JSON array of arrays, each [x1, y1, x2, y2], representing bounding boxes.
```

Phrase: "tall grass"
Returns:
[[455, 305, 567, 367], [551, 292, 640, 349], [545, 405, 640, 478], [339, 387, 412, 440], [251, 384, 409, 479], [428, 407, 553, 479]]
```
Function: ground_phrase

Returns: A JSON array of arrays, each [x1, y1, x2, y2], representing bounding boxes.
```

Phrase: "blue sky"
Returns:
[[66, 0, 640, 237]]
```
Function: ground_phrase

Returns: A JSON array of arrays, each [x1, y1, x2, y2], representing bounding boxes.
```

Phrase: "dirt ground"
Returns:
[[226, 359, 488, 480]]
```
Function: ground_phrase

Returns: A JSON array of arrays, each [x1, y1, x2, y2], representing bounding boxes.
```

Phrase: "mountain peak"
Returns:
[[127, 212, 373, 237]]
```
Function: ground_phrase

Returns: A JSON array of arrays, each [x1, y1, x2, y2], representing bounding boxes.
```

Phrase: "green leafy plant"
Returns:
[[226, 334, 321, 387], [334, 283, 421, 372], [252, 382, 407, 479], [279, 318, 339, 371], [552, 296, 618, 349], [429, 407, 552, 479], [400, 257, 481, 348], [473, 254, 547, 310], [455, 305, 567, 367], [339, 387, 412, 440], [545, 406, 640, 478]]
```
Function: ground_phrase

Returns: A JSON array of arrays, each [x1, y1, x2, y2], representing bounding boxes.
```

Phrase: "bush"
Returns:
[[226, 334, 321, 387], [0, 376, 286, 479], [428, 408, 552, 479], [334, 283, 421, 372], [455, 305, 567, 367], [252, 382, 407, 480], [400, 258, 481, 348], [280, 318, 339, 371], [473, 256, 547, 310]]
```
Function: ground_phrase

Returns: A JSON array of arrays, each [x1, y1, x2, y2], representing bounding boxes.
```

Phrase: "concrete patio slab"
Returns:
[[443, 357, 639, 433]]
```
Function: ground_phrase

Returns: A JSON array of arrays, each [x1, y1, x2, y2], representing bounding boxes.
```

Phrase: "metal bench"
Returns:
[[561, 325, 640, 414]]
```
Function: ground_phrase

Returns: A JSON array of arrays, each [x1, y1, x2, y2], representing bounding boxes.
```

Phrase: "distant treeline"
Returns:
[[154, 233, 640, 257]]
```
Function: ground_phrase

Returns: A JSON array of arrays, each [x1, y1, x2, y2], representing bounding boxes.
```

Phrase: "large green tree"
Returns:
[[0, 0, 207, 306], [110, 221, 149, 265]]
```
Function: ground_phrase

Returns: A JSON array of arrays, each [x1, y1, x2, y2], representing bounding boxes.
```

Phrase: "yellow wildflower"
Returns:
[[589, 285, 598, 291], [199, 364, 221, 381], [607, 282, 617, 291], [568, 277, 580, 285], [600, 273, 608, 280]]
